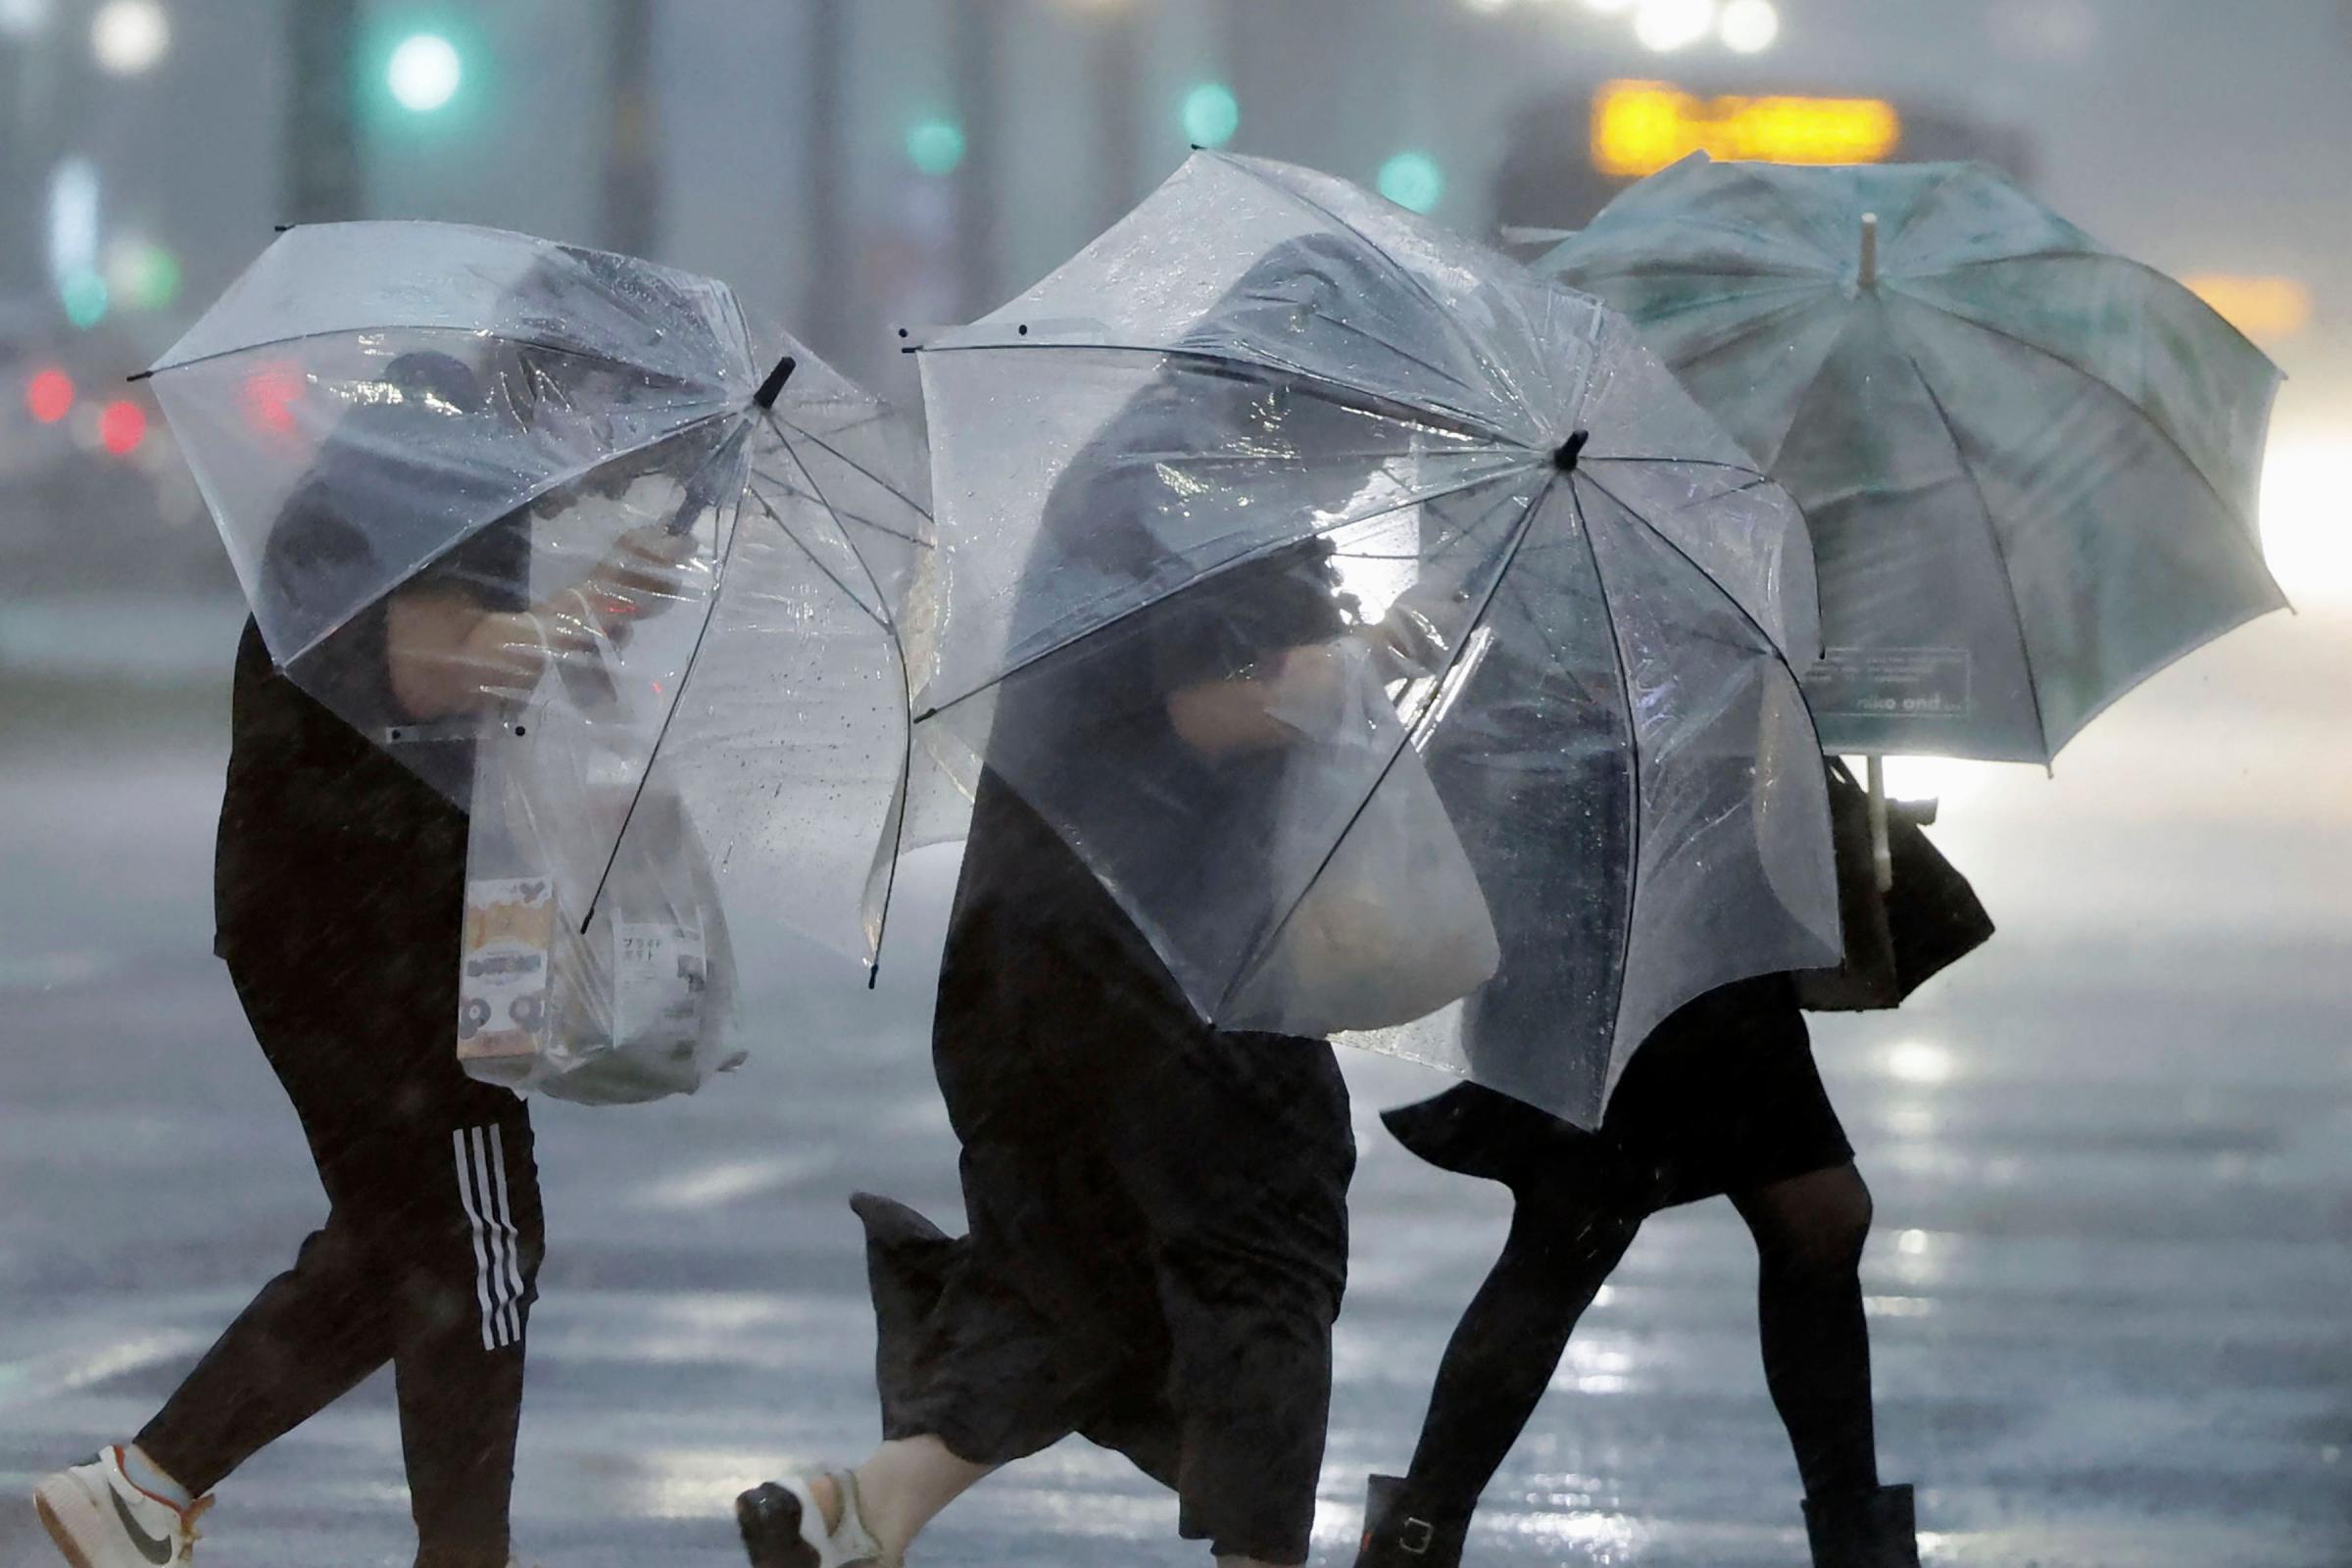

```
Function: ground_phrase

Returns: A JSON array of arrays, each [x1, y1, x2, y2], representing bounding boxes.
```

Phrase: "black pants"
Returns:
[[139, 950, 543, 1568]]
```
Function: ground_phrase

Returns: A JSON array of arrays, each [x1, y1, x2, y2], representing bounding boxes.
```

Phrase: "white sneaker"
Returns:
[[736, 1467, 888, 1568], [34, 1446, 210, 1567]]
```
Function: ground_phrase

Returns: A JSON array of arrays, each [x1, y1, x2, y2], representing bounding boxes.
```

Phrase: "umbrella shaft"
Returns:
[[1866, 754, 1893, 893]]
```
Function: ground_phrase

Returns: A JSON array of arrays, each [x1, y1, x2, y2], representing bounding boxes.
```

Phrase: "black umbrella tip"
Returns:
[[753, 355, 798, 411], [1552, 430, 1591, 471]]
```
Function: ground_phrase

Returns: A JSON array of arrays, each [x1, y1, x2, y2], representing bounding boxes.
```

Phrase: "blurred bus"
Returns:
[[1492, 77, 2037, 243]]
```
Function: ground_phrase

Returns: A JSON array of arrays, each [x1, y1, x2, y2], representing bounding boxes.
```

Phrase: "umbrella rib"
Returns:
[[146, 325, 727, 389], [1586, 455, 1768, 475], [1565, 267, 1826, 311], [1562, 249, 1828, 289], [1881, 163, 1976, 252], [1914, 250, 2275, 359], [1207, 470, 1564, 1027], [764, 417, 940, 542], [719, 291, 760, 384], [1593, 470, 1784, 531], [1266, 304, 1501, 418], [750, 467, 931, 548], [273, 406, 746, 671], [1235, 160, 1518, 425], [761, 414, 913, 645], [1868, 329, 2053, 759], [1560, 477, 1645, 1065], [912, 460, 1539, 723], [763, 410, 917, 984], [741, 482, 893, 633], [915, 339, 1517, 448], [1625, 288, 1838, 377], [2005, 589, 2285, 766], [1576, 466, 1827, 703], [579, 427, 762, 928], [1883, 286, 2277, 541], [1710, 302, 1874, 476]]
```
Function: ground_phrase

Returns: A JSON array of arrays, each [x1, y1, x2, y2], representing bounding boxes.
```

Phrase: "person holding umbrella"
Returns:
[[738, 257, 1373, 1568], [33, 291, 706, 1568], [1354, 781, 1990, 1568], [738, 150, 1839, 1568], [1354, 151, 2282, 1568]]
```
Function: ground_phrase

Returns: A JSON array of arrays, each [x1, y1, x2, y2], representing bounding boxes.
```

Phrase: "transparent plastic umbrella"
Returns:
[[146, 220, 931, 972], [1543, 152, 2286, 767], [910, 151, 1838, 1125]]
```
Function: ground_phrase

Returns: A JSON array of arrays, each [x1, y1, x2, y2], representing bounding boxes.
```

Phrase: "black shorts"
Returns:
[[1599, 972, 1854, 1208]]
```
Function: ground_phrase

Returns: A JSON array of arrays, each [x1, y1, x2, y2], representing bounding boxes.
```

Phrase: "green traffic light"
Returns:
[[61, 269, 110, 329], [1181, 82, 1240, 149], [116, 242, 181, 311], [1377, 151, 1445, 215], [906, 118, 966, 177], [387, 30, 463, 114]]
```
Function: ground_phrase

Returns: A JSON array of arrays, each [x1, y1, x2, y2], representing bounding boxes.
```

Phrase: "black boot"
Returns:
[[1354, 1474, 1471, 1568], [1802, 1483, 1919, 1568]]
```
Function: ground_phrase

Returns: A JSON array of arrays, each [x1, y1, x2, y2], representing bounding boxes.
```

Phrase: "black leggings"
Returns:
[[138, 953, 542, 1568], [1406, 1161, 1880, 1510]]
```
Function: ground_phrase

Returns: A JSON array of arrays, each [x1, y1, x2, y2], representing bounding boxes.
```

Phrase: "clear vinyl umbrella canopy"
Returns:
[[1544, 153, 2286, 763], [912, 152, 1838, 1124], [147, 221, 930, 970]]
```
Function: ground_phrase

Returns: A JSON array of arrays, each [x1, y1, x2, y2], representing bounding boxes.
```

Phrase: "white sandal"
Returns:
[[736, 1466, 888, 1568]]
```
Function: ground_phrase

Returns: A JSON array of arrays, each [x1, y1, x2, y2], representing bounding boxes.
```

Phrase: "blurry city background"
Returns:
[[4, 0, 2349, 613], [3, 4, 2349, 1564]]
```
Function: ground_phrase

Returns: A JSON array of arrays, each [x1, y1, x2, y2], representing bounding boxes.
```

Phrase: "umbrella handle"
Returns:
[[1859, 213, 1880, 290], [1866, 753, 1893, 893]]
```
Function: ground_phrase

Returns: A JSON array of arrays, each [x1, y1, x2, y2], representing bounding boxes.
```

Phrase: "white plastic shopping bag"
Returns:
[[458, 672, 741, 1104], [1226, 636, 1500, 1035]]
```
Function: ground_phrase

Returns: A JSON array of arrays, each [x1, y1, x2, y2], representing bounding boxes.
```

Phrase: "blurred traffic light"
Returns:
[[387, 30, 464, 113], [24, 368, 74, 424], [905, 117, 967, 177], [240, 364, 304, 437], [60, 268, 109, 328], [107, 239, 182, 312], [0, 0, 55, 40], [98, 399, 148, 456], [89, 0, 168, 75], [1181, 81, 1240, 149], [1377, 151, 1446, 214]]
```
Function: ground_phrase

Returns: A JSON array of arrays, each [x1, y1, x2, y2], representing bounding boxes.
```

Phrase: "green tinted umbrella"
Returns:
[[1544, 154, 2285, 773]]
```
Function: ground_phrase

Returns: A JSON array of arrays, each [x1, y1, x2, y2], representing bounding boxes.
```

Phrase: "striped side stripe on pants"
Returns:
[[453, 1124, 528, 1350]]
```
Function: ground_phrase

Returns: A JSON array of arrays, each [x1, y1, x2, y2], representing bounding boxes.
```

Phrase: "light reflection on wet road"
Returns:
[[2, 605, 2347, 1564]]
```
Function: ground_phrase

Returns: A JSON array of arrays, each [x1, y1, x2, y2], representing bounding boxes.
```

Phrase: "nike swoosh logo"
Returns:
[[108, 1483, 176, 1565]]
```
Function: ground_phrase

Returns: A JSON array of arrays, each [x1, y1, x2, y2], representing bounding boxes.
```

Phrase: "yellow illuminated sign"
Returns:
[[1592, 79, 1902, 178], [2182, 274, 2314, 342]]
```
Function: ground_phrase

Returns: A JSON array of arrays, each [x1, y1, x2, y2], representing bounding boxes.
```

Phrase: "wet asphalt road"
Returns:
[[2, 607, 2348, 1566]]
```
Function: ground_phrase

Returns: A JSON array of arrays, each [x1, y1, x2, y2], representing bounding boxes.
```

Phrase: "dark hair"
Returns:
[[379, 350, 483, 415]]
